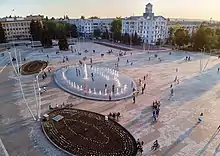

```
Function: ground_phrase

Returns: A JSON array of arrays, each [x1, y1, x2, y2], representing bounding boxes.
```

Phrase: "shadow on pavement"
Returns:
[[163, 121, 200, 156], [198, 130, 219, 155], [213, 142, 220, 156]]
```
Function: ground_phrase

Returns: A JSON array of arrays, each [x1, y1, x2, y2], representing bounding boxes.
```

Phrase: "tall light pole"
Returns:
[[8, 51, 36, 120], [36, 69, 43, 121], [33, 80, 39, 117]]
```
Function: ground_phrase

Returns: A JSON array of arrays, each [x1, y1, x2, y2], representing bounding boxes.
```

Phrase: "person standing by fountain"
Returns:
[[132, 94, 136, 104], [112, 84, 115, 94], [109, 94, 112, 101]]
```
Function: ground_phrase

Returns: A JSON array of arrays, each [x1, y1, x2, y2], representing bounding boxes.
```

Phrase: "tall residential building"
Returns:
[[61, 18, 114, 37], [122, 3, 168, 44], [0, 15, 43, 41]]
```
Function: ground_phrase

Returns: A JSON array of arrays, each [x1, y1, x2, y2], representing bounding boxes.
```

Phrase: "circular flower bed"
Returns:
[[42, 108, 137, 156], [20, 60, 48, 75]]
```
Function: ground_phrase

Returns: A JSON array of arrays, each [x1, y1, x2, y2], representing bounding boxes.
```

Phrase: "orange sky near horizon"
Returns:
[[0, 0, 219, 21]]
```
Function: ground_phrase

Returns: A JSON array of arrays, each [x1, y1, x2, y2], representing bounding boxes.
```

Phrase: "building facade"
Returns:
[[62, 18, 114, 38], [122, 3, 168, 44], [0, 15, 43, 41]]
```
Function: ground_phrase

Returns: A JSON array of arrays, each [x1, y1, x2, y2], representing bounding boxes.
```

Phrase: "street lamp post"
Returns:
[[143, 38, 146, 52], [8, 51, 36, 120], [36, 70, 43, 121], [33, 80, 39, 117]]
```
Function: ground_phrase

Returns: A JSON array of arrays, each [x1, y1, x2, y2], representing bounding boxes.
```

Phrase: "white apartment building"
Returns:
[[122, 3, 168, 44], [0, 15, 43, 41], [63, 18, 114, 37]]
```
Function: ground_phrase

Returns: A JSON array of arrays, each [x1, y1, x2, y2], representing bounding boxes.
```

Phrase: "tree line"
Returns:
[[0, 23, 6, 43], [30, 19, 78, 49], [168, 24, 220, 51]]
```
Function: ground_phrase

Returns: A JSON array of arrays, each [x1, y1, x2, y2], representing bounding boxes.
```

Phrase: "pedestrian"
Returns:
[[139, 79, 142, 86], [112, 84, 115, 94], [174, 76, 177, 82], [133, 95, 136, 104], [141, 87, 144, 94], [153, 109, 157, 121], [143, 83, 146, 89], [109, 94, 112, 101], [156, 107, 160, 118], [170, 84, 173, 88], [198, 113, 203, 122], [170, 88, 174, 96], [127, 59, 129, 63]]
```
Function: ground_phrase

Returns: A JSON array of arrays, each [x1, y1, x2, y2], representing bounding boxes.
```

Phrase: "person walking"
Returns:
[[132, 94, 136, 104], [153, 109, 157, 121], [198, 113, 203, 122]]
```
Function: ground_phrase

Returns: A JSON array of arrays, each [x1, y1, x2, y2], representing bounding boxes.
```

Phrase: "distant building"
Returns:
[[122, 3, 168, 44], [167, 20, 202, 35], [61, 18, 114, 38], [26, 15, 44, 21], [0, 15, 43, 41]]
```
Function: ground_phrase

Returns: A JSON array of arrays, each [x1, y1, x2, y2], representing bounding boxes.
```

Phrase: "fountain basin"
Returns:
[[54, 65, 136, 101]]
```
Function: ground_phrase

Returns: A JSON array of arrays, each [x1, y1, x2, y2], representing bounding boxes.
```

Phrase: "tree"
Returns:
[[68, 24, 78, 38], [89, 16, 99, 19], [58, 36, 68, 50], [191, 25, 216, 51], [45, 16, 49, 21], [122, 33, 130, 44], [93, 28, 101, 37], [80, 16, 85, 19], [40, 26, 52, 48], [102, 28, 109, 39], [30, 20, 43, 41], [132, 32, 141, 45], [156, 38, 162, 45], [174, 28, 190, 48], [110, 17, 122, 41], [0, 22, 6, 43]]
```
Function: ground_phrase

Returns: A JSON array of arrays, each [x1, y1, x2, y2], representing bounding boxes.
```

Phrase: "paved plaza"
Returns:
[[0, 42, 220, 156]]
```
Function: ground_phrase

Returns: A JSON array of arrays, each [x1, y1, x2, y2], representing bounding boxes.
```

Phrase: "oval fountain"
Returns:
[[54, 63, 136, 101]]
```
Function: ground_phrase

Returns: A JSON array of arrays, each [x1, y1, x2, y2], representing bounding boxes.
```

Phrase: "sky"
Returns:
[[0, 0, 219, 21]]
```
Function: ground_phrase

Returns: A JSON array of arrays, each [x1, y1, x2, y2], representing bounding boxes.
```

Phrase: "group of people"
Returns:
[[136, 139, 144, 154], [185, 56, 191, 61], [42, 72, 47, 80], [108, 112, 121, 121], [132, 75, 148, 104], [62, 56, 69, 63], [152, 100, 161, 121]]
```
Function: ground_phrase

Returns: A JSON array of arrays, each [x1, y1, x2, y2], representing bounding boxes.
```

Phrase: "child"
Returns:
[[198, 113, 203, 122]]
